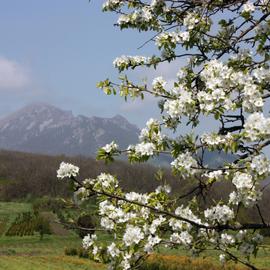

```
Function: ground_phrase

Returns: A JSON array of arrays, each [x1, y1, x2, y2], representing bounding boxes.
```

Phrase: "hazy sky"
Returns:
[[0, 0, 185, 127]]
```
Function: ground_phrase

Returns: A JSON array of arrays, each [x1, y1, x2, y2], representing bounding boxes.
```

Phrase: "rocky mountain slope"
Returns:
[[0, 103, 139, 156]]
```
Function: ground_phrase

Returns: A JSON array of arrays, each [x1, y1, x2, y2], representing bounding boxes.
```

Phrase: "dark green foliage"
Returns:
[[64, 247, 78, 256], [64, 247, 89, 258], [0, 150, 182, 200], [32, 196, 66, 215], [77, 214, 95, 238], [5, 211, 51, 240], [260, 228, 270, 237], [77, 247, 90, 258], [35, 215, 51, 240]]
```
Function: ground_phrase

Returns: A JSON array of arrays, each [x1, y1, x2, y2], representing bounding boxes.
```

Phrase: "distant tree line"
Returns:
[[0, 150, 269, 225]]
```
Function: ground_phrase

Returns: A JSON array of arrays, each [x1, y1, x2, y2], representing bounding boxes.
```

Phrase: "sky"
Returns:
[[0, 0, 184, 128]]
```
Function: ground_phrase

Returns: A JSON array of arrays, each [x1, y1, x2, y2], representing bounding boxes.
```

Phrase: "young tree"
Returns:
[[57, 1, 270, 269]]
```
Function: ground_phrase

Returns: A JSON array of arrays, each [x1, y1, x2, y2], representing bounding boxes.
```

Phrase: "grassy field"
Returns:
[[158, 244, 270, 269], [0, 202, 32, 236], [0, 234, 105, 270], [0, 201, 105, 270], [0, 201, 270, 270]]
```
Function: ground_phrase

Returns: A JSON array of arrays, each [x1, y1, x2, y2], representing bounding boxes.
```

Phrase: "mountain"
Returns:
[[0, 103, 139, 156]]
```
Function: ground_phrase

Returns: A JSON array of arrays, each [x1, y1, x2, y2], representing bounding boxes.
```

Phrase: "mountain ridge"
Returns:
[[0, 103, 139, 156]]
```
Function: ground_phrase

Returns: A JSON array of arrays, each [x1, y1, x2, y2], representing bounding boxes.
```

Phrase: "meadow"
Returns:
[[0, 201, 270, 270]]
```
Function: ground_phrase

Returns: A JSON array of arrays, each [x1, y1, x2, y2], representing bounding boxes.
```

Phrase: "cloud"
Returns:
[[0, 57, 31, 90]]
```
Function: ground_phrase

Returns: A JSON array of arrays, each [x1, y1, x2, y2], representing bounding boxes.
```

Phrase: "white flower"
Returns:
[[252, 233, 263, 243], [183, 13, 199, 30], [123, 225, 144, 246], [146, 118, 159, 129], [102, 141, 118, 153], [155, 185, 171, 194], [244, 113, 270, 141], [204, 205, 234, 224], [204, 170, 223, 181], [82, 234, 97, 249], [164, 90, 194, 118], [149, 216, 166, 234], [219, 254, 226, 264], [113, 55, 150, 69], [135, 142, 155, 156], [108, 242, 121, 257], [144, 235, 161, 253], [57, 162, 79, 179], [232, 172, 253, 190], [239, 242, 254, 255], [155, 31, 190, 48], [92, 246, 99, 256], [152, 76, 166, 90], [175, 205, 201, 225], [120, 253, 132, 270], [229, 191, 240, 205], [250, 155, 270, 176], [125, 192, 149, 204], [220, 233, 235, 246], [242, 83, 263, 112], [171, 152, 198, 176], [100, 217, 114, 230], [96, 173, 118, 189], [201, 133, 233, 147], [242, 2, 255, 13], [236, 230, 247, 241], [253, 67, 270, 82], [170, 231, 193, 246]]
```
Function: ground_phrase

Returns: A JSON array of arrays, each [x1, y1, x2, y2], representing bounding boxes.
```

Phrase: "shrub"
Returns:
[[77, 214, 95, 238], [64, 247, 78, 256], [77, 247, 89, 258]]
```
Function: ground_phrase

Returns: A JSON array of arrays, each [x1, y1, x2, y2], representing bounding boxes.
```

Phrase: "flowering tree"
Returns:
[[57, 1, 270, 269]]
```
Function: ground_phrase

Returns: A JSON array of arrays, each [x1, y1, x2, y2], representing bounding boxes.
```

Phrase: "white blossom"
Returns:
[[219, 254, 226, 264], [82, 234, 97, 249], [100, 217, 115, 230], [242, 2, 255, 13], [108, 242, 121, 257], [144, 235, 161, 252], [204, 205, 234, 224], [232, 172, 253, 190], [183, 13, 199, 30], [171, 152, 198, 175], [244, 113, 270, 141], [152, 76, 166, 89], [57, 162, 79, 179], [135, 142, 155, 156], [220, 233, 235, 246], [102, 141, 119, 153], [250, 155, 270, 176], [125, 192, 149, 204], [123, 225, 144, 246], [164, 90, 194, 118], [170, 231, 193, 246]]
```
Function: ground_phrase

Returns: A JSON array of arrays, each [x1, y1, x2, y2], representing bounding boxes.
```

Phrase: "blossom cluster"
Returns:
[[155, 31, 190, 49], [244, 113, 270, 141], [229, 172, 262, 208], [171, 152, 198, 176], [102, 141, 119, 154], [57, 1, 270, 269], [113, 55, 150, 71], [57, 162, 79, 179], [164, 89, 195, 118]]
